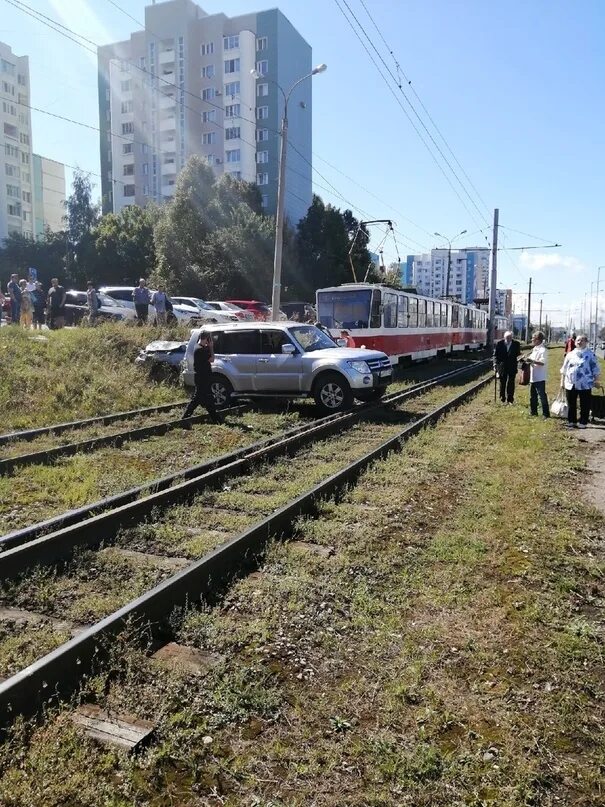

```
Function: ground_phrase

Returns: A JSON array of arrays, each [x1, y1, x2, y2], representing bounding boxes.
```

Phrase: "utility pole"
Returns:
[[487, 208, 499, 348], [595, 266, 603, 344], [525, 276, 532, 343], [538, 298, 543, 332]]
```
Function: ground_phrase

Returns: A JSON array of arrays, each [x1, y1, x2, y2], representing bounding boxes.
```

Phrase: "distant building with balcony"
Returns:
[[404, 247, 490, 304], [97, 0, 313, 223], [33, 155, 65, 236], [495, 287, 513, 318]]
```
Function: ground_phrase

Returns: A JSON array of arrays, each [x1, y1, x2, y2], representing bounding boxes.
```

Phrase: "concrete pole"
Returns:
[[487, 208, 499, 348], [539, 298, 543, 332], [271, 111, 288, 321], [525, 277, 532, 343]]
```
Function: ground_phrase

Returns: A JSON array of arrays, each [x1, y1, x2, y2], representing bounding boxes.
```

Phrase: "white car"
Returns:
[[205, 301, 255, 321], [171, 296, 240, 324], [100, 286, 204, 327]]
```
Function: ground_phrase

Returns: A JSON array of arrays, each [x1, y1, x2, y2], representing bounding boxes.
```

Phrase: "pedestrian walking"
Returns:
[[19, 279, 33, 329], [493, 330, 521, 404], [7, 273, 21, 324], [31, 282, 45, 330], [564, 332, 576, 353], [86, 281, 99, 325], [521, 330, 550, 417], [560, 334, 602, 429], [133, 279, 151, 325], [151, 284, 169, 326], [47, 277, 66, 330], [182, 333, 223, 423]]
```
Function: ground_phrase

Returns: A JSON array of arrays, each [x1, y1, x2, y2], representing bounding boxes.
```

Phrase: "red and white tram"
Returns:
[[316, 283, 489, 365]]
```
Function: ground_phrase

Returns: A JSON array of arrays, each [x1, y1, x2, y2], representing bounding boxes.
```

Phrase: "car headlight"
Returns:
[[347, 360, 370, 374]]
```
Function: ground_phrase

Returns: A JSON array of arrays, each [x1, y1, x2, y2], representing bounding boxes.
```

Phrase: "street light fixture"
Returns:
[[250, 64, 327, 321], [433, 229, 467, 300]]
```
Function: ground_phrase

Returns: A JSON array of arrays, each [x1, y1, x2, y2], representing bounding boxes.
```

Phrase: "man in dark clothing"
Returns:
[[47, 277, 66, 329], [183, 333, 223, 423], [7, 274, 21, 324], [493, 330, 522, 404], [133, 279, 151, 325]]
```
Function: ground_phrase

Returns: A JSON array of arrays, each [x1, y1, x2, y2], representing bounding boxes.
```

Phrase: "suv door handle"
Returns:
[[258, 358, 269, 363]]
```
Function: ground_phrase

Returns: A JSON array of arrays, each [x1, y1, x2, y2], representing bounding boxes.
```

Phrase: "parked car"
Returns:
[[205, 301, 255, 321], [181, 322, 392, 414], [225, 300, 271, 321], [281, 301, 317, 322], [63, 290, 137, 325], [170, 296, 240, 324], [100, 286, 204, 327]]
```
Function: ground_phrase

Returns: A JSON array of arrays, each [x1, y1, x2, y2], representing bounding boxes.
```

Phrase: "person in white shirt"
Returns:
[[521, 331, 550, 417]]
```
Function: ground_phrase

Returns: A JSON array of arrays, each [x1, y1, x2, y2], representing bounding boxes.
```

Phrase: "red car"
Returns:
[[226, 300, 271, 321]]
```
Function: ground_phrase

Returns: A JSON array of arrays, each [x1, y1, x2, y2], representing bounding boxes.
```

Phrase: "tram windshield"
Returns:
[[316, 289, 371, 329]]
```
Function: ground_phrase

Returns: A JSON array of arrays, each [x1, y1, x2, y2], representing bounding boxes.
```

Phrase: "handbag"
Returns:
[[591, 387, 605, 420], [516, 361, 530, 386], [551, 389, 568, 418]]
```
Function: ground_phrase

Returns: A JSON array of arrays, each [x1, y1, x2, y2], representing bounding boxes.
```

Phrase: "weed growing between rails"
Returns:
[[0, 322, 191, 431], [0, 387, 602, 804]]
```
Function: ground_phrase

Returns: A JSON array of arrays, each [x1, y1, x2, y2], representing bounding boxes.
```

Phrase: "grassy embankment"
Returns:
[[0, 349, 602, 805]]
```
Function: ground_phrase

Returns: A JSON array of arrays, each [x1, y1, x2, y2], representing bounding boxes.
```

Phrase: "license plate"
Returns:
[[380, 370, 391, 378]]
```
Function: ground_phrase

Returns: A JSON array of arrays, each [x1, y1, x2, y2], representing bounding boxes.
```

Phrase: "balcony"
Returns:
[[160, 138, 176, 152], [159, 71, 175, 86], [161, 160, 177, 175], [160, 94, 176, 110], [159, 50, 175, 65], [159, 116, 176, 132], [162, 183, 176, 197]]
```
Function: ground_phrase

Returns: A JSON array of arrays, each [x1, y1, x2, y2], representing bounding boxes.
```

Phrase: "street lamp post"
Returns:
[[252, 64, 327, 321], [595, 266, 604, 345], [434, 229, 468, 300]]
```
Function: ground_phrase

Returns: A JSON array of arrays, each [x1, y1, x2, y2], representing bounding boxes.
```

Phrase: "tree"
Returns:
[[0, 230, 67, 289], [63, 170, 100, 285], [93, 204, 159, 285]]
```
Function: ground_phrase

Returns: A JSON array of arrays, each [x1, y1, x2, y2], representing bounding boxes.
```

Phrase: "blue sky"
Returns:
[[2, 0, 604, 326]]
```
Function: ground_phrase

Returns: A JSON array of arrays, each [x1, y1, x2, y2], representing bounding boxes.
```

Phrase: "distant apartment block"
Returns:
[[495, 287, 513, 318], [0, 41, 34, 242], [404, 247, 490, 304], [98, 0, 313, 223], [33, 154, 66, 236]]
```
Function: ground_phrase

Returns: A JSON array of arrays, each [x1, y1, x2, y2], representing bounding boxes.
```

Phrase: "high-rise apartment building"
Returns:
[[0, 42, 34, 243], [33, 154, 66, 236], [98, 0, 312, 224], [404, 247, 490, 304], [495, 287, 513, 318]]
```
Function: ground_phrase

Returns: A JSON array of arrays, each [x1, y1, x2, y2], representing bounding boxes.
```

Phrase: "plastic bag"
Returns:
[[551, 389, 568, 418]]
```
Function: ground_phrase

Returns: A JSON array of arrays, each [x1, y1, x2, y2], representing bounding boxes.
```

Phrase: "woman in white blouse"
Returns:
[[560, 334, 602, 428]]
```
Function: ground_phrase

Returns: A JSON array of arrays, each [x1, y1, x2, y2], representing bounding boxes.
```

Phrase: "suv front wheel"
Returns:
[[210, 374, 233, 408], [313, 372, 353, 414]]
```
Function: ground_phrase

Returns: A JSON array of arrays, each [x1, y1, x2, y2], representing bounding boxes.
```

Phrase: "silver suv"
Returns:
[[181, 322, 392, 413]]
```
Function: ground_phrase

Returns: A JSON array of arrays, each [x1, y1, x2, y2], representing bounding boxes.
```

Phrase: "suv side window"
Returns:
[[221, 330, 260, 354], [106, 289, 132, 302], [260, 330, 290, 354]]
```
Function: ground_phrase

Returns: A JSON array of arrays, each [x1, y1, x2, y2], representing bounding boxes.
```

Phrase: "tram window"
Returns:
[[408, 297, 417, 327], [418, 299, 426, 328], [397, 295, 408, 328], [383, 292, 397, 328], [452, 305, 459, 327], [426, 301, 434, 327], [317, 289, 371, 329], [370, 289, 382, 328]]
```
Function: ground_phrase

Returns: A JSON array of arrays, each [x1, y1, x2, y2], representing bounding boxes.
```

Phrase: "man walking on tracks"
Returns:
[[493, 330, 521, 404], [183, 333, 223, 424]]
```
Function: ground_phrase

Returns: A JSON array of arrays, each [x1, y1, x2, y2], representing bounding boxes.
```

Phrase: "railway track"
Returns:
[[0, 361, 490, 729]]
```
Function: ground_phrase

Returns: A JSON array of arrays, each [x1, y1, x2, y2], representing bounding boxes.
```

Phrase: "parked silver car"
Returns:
[[181, 322, 392, 413]]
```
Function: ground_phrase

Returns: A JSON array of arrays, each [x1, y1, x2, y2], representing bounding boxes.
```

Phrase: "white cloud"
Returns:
[[518, 252, 587, 273]]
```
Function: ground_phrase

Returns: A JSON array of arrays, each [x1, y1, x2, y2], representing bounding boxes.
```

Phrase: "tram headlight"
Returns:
[[347, 360, 371, 374]]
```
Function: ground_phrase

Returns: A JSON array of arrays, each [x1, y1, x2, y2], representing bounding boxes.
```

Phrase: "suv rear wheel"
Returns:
[[313, 372, 353, 414], [210, 374, 233, 408]]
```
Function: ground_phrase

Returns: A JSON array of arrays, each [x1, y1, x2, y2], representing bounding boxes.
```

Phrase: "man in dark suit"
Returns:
[[493, 330, 522, 404]]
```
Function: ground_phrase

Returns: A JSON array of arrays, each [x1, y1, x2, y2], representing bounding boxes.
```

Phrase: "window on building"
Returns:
[[255, 60, 268, 76], [143, 163, 149, 175], [120, 60, 130, 72], [224, 103, 240, 118], [257, 36, 268, 51], [123, 164, 134, 176], [202, 132, 216, 145], [17, 73, 27, 86], [202, 87, 215, 101], [2, 81, 14, 95], [7, 203, 20, 217], [224, 81, 240, 96], [140, 56, 146, 68], [224, 58, 240, 74], [123, 143, 133, 154], [121, 100, 134, 113], [223, 35, 239, 50], [201, 42, 214, 56], [6, 184, 20, 198], [226, 149, 240, 163], [5, 144, 18, 158], [201, 64, 215, 78], [121, 122, 134, 134], [225, 126, 240, 140], [256, 172, 268, 185], [3, 123, 17, 139], [229, 171, 242, 180], [256, 105, 269, 120], [4, 163, 19, 177], [256, 128, 269, 142], [256, 150, 268, 163], [21, 152, 30, 166], [142, 143, 148, 154], [257, 83, 269, 97], [22, 190, 31, 203], [1, 59, 16, 76], [261, 194, 268, 208], [202, 110, 216, 123], [121, 80, 131, 92], [123, 184, 135, 197], [2, 102, 16, 115], [22, 210, 29, 222]]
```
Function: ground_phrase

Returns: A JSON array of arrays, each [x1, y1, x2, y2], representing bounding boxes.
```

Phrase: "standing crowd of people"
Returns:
[[493, 330, 602, 427], [1, 273, 67, 330]]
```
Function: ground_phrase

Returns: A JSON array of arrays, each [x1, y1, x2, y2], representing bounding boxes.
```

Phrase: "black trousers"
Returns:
[[135, 303, 148, 324], [566, 386, 591, 425], [498, 364, 516, 402], [183, 379, 219, 420], [530, 381, 550, 417]]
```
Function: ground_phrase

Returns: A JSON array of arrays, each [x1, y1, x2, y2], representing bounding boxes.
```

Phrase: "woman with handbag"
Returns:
[[559, 334, 602, 429]]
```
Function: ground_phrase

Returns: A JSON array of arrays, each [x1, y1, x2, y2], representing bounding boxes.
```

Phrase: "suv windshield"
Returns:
[[289, 325, 337, 352]]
